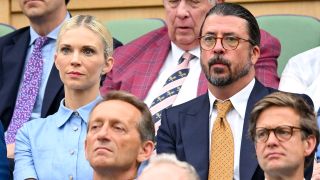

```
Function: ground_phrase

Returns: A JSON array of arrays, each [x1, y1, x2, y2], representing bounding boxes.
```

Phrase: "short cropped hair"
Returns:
[[143, 154, 200, 180], [200, 3, 260, 47], [65, 0, 70, 5], [249, 92, 319, 168], [90, 91, 155, 143]]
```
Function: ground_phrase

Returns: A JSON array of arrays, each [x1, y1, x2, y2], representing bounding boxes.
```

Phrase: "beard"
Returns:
[[201, 54, 252, 87]]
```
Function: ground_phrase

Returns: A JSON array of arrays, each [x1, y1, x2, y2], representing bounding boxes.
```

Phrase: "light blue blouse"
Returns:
[[14, 96, 102, 180]]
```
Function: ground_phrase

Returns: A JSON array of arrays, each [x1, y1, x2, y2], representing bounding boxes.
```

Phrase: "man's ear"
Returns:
[[304, 135, 317, 156], [250, 46, 260, 65], [137, 141, 155, 163]]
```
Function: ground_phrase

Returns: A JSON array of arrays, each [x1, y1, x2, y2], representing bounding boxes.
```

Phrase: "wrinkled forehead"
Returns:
[[89, 100, 141, 125]]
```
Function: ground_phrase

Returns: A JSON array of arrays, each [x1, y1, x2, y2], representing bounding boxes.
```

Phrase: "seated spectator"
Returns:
[[85, 91, 155, 180], [249, 92, 319, 180], [0, 0, 121, 165], [14, 15, 114, 179], [279, 46, 320, 113], [139, 154, 199, 180], [278, 47, 320, 178], [101, 0, 280, 111]]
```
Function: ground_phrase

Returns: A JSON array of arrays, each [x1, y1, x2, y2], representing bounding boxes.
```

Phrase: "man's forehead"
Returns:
[[90, 100, 141, 122], [202, 15, 248, 34]]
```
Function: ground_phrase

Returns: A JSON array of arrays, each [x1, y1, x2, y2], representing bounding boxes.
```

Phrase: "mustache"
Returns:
[[208, 55, 231, 67]]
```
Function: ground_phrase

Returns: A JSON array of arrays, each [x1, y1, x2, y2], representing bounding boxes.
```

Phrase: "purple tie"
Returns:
[[150, 52, 195, 133], [5, 36, 48, 144]]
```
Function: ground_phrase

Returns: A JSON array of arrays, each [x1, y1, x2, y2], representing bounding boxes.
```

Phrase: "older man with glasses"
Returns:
[[249, 92, 319, 180]]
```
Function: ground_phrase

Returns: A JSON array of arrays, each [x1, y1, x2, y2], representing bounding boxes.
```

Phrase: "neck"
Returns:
[[93, 168, 137, 180], [64, 85, 100, 110], [30, 8, 67, 36], [265, 173, 304, 180], [175, 41, 198, 51], [208, 70, 255, 100], [265, 165, 305, 180]]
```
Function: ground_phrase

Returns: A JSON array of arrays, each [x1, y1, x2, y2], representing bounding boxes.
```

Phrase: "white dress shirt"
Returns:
[[144, 42, 202, 107], [208, 79, 255, 180], [279, 46, 320, 111]]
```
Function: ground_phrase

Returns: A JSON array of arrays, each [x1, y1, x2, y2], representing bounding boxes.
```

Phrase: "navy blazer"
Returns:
[[157, 80, 313, 180], [0, 122, 9, 179], [0, 27, 122, 131]]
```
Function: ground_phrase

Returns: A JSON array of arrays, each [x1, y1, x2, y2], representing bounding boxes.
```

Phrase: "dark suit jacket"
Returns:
[[0, 27, 122, 131], [156, 80, 313, 180], [101, 26, 281, 98], [0, 122, 9, 179]]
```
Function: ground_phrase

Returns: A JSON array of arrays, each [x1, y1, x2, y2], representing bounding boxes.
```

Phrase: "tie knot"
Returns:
[[34, 36, 48, 49], [178, 52, 195, 64], [215, 100, 233, 118]]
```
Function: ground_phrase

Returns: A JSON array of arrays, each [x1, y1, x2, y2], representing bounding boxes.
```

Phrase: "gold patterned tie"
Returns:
[[208, 100, 234, 180]]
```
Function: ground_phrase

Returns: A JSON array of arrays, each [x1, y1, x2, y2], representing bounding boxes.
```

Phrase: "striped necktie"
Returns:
[[5, 36, 48, 144], [150, 52, 195, 132]]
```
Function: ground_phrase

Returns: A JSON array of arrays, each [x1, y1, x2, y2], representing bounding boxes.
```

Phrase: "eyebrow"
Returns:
[[59, 44, 71, 47], [82, 45, 97, 49]]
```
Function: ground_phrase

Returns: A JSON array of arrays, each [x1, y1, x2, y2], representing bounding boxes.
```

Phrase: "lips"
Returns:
[[176, 26, 192, 33], [94, 146, 113, 154], [265, 152, 284, 159], [67, 71, 84, 76], [24, 0, 41, 5]]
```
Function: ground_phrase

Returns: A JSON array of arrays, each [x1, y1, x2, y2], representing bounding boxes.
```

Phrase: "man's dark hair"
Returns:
[[200, 3, 260, 47], [65, 0, 70, 5]]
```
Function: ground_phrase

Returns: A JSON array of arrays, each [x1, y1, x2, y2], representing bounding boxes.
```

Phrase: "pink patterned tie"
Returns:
[[5, 36, 48, 144], [150, 52, 195, 133]]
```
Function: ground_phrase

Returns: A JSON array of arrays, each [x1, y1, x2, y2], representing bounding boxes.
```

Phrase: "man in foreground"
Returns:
[[85, 91, 155, 180], [249, 92, 318, 180]]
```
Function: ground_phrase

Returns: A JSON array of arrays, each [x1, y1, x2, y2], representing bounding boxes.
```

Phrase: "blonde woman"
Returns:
[[14, 15, 113, 180]]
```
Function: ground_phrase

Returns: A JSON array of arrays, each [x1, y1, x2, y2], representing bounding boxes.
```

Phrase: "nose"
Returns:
[[266, 131, 279, 147], [70, 51, 81, 66], [96, 126, 110, 141], [213, 38, 225, 54], [176, 1, 190, 19]]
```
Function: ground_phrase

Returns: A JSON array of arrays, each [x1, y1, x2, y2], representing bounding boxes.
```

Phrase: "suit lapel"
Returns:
[[2, 31, 30, 89], [240, 80, 273, 179], [0, 30, 30, 127], [181, 94, 210, 179]]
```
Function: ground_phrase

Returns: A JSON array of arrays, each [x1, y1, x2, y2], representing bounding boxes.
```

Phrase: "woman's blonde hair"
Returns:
[[56, 15, 113, 58]]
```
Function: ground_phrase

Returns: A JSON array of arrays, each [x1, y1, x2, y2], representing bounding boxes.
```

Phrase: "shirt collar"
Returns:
[[208, 79, 255, 119], [170, 42, 200, 65], [29, 12, 71, 46], [55, 96, 102, 128]]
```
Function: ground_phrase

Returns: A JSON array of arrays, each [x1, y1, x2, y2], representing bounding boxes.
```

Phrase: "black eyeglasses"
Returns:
[[199, 35, 254, 51], [254, 125, 303, 143]]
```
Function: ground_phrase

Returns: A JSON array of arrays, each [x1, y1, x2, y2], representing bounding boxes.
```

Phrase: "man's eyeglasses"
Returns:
[[254, 125, 303, 143], [199, 35, 255, 51]]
